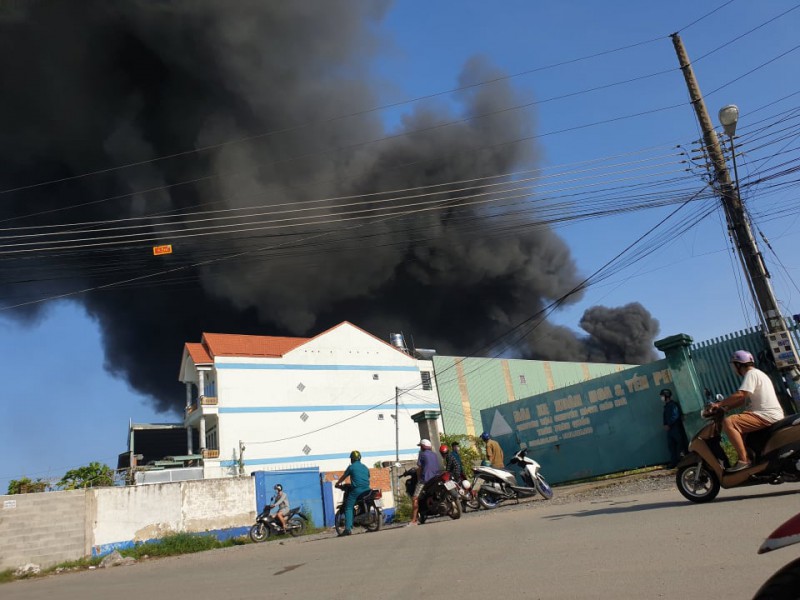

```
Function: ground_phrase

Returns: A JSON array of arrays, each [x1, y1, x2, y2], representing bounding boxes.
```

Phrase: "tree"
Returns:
[[58, 462, 115, 489], [7, 477, 48, 495]]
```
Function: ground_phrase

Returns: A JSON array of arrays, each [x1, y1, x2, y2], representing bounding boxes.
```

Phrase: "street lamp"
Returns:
[[718, 104, 741, 190]]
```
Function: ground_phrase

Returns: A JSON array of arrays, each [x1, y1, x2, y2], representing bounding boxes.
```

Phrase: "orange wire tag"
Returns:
[[152, 244, 173, 256]]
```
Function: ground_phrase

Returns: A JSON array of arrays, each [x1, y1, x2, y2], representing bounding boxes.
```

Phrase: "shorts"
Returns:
[[413, 482, 425, 498], [726, 412, 771, 434], [277, 507, 290, 517]]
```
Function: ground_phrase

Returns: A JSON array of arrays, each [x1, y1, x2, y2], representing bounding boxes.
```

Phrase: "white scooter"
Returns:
[[471, 448, 553, 509]]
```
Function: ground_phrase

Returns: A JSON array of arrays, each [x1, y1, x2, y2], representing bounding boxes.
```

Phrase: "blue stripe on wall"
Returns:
[[219, 404, 434, 414], [215, 363, 419, 372], [220, 447, 419, 467]]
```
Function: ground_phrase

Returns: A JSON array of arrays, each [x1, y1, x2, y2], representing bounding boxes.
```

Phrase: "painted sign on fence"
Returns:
[[480, 359, 676, 484]]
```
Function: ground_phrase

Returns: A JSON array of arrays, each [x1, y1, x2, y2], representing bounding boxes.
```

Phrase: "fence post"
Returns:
[[655, 334, 706, 434]]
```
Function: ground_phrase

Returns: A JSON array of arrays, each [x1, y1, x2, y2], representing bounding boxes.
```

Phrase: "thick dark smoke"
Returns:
[[0, 2, 658, 412]]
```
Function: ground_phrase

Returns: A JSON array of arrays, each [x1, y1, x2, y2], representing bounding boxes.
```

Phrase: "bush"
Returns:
[[393, 495, 412, 523]]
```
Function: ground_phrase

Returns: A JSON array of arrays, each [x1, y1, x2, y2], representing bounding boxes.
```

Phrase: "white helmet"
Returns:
[[461, 480, 471, 490]]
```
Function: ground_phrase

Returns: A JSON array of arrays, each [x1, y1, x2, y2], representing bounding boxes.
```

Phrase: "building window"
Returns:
[[519, 375, 527, 385], [373, 374, 379, 380], [421, 371, 432, 391], [378, 414, 384, 420]]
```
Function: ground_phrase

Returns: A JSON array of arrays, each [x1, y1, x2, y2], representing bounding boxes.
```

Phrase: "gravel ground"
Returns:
[[549, 469, 677, 505]]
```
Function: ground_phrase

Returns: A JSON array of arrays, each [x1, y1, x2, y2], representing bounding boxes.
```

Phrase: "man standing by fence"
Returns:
[[661, 389, 687, 468]]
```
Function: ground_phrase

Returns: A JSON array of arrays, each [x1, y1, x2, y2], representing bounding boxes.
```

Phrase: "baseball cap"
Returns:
[[417, 439, 431, 448]]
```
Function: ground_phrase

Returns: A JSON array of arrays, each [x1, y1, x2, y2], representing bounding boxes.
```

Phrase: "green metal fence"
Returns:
[[690, 321, 800, 401]]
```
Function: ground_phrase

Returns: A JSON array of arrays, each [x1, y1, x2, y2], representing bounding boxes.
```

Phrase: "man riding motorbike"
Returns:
[[335, 450, 370, 537], [271, 484, 290, 531], [711, 350, 785, 472]]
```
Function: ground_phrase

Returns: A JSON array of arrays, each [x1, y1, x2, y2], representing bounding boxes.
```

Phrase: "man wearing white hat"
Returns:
[[409, 438, 441, 526]]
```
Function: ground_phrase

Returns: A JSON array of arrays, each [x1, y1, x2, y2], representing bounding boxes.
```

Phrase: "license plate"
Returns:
[[444, 480, 456, 490], [373, 499, 383, 508]]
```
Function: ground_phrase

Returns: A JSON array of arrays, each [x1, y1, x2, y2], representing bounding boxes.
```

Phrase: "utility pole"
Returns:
[[395, 387, 400, 465], [671, 33, 800, 399]]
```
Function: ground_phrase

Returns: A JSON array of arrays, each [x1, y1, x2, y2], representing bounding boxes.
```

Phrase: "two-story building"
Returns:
[[178, 321, 441, 478]]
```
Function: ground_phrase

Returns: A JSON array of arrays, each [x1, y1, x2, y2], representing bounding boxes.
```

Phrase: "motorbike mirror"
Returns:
[[715, 394, 724, 401]]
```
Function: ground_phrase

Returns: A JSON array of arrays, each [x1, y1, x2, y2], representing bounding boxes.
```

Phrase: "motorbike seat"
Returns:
[[746, 413, 800, 458], [355, 489, 374, 502], [765, 413, 800, 433]]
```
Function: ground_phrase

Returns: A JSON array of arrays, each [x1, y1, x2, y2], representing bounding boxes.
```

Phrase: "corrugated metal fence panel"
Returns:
[[689, 320, 800, 397]]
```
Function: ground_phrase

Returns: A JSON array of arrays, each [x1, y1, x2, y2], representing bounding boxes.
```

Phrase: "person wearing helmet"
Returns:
[[439, 443, 462, 481], [712, 350, 785, 472], [270, 483, 290, 531], [481, 432, 504, 469], [335, 450, 370, 536], [409, 439, 441, 525], [660, 389, 687, 468]]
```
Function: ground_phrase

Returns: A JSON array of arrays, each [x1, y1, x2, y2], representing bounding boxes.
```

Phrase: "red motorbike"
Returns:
[[753, 511, 800, 598]]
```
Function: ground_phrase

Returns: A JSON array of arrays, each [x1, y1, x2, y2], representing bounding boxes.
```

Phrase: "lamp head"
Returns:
[[718, 104, 739, 137]]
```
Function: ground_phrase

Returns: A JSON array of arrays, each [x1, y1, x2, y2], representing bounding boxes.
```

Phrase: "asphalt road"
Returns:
[[5, 484, 800, 599]]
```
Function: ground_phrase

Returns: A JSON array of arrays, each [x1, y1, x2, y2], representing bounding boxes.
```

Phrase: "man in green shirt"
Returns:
[[335, 450, 371, 536]]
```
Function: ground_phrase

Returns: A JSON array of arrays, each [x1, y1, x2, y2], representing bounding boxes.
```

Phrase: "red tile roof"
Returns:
[[200, 332, 310, 358], [184, 321, 409, 364], [185, 342, 213, 364]]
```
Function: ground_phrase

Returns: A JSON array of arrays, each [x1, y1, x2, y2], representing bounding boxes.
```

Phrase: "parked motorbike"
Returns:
[[457, 478, 480, 512], [753, 511, 800, 599], [249, 504, 307, 542], [675, 402, 800, 503], [333, 483, 384, 534], [471, 447, 553, 510], [401, 468, 461, 523]]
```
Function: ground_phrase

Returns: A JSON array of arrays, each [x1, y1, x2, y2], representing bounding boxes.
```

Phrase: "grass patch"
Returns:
[[0, 569, 15, 584], [120, 533, 249, 559]]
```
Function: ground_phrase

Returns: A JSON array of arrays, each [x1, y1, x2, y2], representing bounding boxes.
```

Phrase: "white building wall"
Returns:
[[197, 324, 442, 476]]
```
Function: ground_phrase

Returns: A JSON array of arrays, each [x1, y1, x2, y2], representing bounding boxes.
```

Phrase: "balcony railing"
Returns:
[[202, 449, 220, 459], [185, 396, 218, 414]]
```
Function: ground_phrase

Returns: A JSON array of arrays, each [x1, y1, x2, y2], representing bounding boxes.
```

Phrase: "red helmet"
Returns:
[[439, 444, 449, 454]]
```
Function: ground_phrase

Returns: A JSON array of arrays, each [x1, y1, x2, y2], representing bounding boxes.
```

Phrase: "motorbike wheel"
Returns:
[[364, 506, 383, 532], [535, 475, 554, 500], [334, 509, 346, 536], [249, 522, 269, 543], [448, 497, 462, 520], [418, 510, 427, 524], [288, 517, 306, 537], [676, 462, 720, 503], [477, 488, 502, 510], [462, 494, 480, 512], [753, 556, 800, 600]]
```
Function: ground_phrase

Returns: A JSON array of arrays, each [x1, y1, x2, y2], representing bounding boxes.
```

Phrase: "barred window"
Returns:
[[421, 371, 433, 391]]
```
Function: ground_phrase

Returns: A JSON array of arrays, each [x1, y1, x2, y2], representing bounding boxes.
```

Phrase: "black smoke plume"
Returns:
[[0, 2, 658, 412]]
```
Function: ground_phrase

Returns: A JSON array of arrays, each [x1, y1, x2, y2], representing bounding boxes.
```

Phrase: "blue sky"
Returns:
[[2, 1, 800, 490]]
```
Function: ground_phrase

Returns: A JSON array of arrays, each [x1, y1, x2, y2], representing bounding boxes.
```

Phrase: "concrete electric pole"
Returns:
[[670, 33, 800, 401]]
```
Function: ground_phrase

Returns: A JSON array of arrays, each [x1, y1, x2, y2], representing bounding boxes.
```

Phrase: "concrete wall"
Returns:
[[0, 477, 257, 569], [0, 490, 87, 570], [196, 323, 442, 476], [91, 477, 255, 555]]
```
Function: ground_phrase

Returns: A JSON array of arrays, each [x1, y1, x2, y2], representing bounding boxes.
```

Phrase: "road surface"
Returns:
[[5, 484, 799, 599]]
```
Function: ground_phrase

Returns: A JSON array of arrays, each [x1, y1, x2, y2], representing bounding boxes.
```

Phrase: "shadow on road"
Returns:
[[543, 488, 799, 519]]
